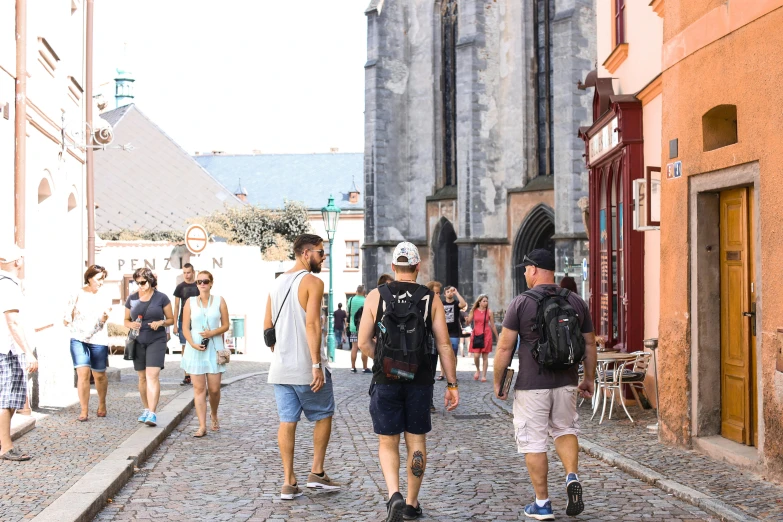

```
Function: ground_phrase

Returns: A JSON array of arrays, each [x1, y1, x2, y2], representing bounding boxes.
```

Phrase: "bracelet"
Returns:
[[447, 382, 458, 389]]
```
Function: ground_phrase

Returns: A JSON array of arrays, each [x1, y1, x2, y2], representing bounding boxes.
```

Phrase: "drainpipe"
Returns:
[[86, 0, 95, 265], [14, 0, 27, 251]]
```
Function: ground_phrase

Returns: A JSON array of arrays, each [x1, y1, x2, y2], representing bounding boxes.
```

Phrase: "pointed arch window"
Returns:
[[441, 0, 458, 187]]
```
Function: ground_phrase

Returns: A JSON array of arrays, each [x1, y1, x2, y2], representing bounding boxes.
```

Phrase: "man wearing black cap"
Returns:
[[493, 248, 596, 520]]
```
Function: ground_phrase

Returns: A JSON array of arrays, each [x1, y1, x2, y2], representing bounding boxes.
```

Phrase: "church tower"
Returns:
[[114, 46, 135, 108]]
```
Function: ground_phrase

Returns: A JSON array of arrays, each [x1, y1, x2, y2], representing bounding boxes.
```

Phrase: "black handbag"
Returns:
[[472, 309, 487, 349], [264, 271, 306, 347], [123, 298, 153, 360]]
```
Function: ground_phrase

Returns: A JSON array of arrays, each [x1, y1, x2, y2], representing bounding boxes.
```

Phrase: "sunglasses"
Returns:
[[196, 279, 212, 285], [136, 280, 148, 286], [523, 255, 539, 267], [307, 249, 325, 256]]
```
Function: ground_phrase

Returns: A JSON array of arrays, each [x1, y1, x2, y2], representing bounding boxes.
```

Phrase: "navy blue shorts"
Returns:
[[369, 383, 433, 435]]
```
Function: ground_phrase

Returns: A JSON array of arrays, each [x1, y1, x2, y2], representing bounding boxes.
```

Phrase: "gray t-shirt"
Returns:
[[502, 284, 593, 391]]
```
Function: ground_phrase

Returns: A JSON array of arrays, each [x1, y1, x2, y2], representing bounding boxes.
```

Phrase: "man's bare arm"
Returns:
[[431, 298, 457, 383], [172, 297, 181, 333], [493, 327, 518, 398], [304, 276, 324, 364], [358, 289, 379, 360], [5, 311, 37, 372], [581, 331, 597, 380]]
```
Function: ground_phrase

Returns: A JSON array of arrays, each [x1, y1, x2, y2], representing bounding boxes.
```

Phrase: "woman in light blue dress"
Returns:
[[181, 270, 230, 438]]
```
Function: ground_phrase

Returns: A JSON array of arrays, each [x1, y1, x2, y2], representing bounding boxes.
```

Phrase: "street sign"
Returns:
[[582, 258, 588, 281], [185, 224, 208, 254]]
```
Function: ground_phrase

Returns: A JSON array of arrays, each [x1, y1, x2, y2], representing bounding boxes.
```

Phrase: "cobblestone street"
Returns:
[[95, 368, 715, 521]]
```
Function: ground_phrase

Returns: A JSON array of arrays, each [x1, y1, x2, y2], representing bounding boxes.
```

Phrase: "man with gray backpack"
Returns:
[[358, 242, 459, 522], [493, 248, 596, 520]]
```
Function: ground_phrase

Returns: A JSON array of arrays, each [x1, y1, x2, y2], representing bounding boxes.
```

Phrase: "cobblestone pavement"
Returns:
[[95, 369, 715, 521], [0, 356, 267, 522], [573, 401, 783, 521]]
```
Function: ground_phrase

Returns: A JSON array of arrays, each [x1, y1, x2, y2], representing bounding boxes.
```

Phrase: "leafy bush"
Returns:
[[101, 230, 185, 242], [107, 322, 129, 337]]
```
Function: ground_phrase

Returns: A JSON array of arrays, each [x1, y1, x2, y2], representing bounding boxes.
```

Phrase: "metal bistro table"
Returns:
[[592, 351, 638, 424]]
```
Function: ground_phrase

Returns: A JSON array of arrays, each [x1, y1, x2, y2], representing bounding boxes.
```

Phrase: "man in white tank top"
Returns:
[[264, 234, 340, 500]]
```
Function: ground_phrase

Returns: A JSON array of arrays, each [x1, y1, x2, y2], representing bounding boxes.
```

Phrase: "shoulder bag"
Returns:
[[123, 297, 153, 361], [472, 309, 487, 349], [263, 271, 307, 347]]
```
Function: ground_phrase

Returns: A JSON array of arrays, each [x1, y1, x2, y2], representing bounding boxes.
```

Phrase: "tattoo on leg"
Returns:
[[411, 450, 424, 478]]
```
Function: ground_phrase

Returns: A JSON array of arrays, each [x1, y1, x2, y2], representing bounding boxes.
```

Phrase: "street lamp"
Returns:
[[321, 195, 341, 362]]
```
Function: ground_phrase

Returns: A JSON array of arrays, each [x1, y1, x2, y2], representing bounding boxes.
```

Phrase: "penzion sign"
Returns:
[[589, 116, 619, 163]]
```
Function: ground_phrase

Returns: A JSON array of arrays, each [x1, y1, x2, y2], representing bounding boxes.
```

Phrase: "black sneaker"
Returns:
[[386, 492, 404, 522], [351, 368, 357, 374], [402, 502, 422, 520], [180, 376, 191, 386], [566, 473, 584, 516]]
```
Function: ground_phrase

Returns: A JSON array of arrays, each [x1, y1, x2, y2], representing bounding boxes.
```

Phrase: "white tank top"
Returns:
[[267, 270, 330, 385]]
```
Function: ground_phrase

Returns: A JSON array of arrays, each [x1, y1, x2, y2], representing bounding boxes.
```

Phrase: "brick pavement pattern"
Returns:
[[95, 371, 715, 521], [0, 359, 267, 522]]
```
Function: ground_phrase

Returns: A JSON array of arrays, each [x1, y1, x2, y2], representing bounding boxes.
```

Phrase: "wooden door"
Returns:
[[719, 187, 754, 445]]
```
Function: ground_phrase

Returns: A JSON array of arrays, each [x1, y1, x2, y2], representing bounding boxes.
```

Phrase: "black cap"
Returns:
[[517, 248, 556, 271]]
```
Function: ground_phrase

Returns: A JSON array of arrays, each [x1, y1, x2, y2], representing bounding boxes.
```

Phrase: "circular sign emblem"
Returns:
[[581, 258, 589, 281], [185, 224, 208, 254]]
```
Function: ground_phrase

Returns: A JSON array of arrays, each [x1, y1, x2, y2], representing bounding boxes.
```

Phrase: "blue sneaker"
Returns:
[[524, 500, 554, 520], [566, 473, 584, 516], [144, 412, 157, 426], [138, 409, 149, 423]]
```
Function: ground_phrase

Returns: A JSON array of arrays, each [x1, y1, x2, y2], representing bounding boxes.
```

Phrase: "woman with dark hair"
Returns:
[[467, 294, 499, 382], [124, 268, 174, 427], [560, 276, 578, 294], [64, 264, 112, 421], [181, 270, 230, 437]]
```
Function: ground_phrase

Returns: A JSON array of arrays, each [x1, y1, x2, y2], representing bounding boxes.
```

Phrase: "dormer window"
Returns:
[[348, 176, 360, 204]]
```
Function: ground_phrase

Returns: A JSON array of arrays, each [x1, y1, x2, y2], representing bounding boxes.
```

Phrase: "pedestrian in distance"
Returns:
[[0, 244, 38, 461], [264, 234, 340, 500], [467, 294, 499, 382], [438, 285, 467, 380], [124, 268, 175, 427], [377, 273, 394, 287], [347, 285, 369, 373], [493, 248, 596, 520], [332, 302, 347, 350], [358, 242, 459, 522], [172, 263, 199, 386], [181, 270, 230, 437], [560, 275, 578, 294], [64, 264, 112, 421]]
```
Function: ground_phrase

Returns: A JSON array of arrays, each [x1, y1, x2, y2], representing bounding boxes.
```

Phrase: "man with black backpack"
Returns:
[[358, 242, 459, 522], [493, 248, 596, 520]]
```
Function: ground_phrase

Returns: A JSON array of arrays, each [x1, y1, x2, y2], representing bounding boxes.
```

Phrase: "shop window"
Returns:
[[345, 241, 360, 269], [702, 105, 738, 152], [614, 0, 626, 46]]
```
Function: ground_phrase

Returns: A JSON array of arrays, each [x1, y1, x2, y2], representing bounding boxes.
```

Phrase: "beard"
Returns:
[[309, 258, 323, 274]]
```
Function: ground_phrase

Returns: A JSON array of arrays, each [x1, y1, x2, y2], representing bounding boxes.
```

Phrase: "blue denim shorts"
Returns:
[[70, 339, 109, 372], [177, 319, 186, 344], [273, 370, 335, 422], [449, 337, 460, 355]]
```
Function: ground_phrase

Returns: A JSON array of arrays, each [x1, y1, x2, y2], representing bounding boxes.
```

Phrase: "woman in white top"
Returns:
[[181, 270, 230, 437], [64, 265, 112, 421]]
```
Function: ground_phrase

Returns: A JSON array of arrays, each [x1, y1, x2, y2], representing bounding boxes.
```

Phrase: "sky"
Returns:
[[93, 0, 369, 155]]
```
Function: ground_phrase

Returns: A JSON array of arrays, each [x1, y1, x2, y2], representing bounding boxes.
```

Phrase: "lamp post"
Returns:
[[321, 195, 341, 362]]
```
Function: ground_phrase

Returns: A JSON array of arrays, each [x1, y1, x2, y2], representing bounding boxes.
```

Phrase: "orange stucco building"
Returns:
[[658, 0, 783, 479]]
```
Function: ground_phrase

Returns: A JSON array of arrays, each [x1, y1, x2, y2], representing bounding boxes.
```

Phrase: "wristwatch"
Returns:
[[447, 382, 458, 389], [312, 363, 322, 369]]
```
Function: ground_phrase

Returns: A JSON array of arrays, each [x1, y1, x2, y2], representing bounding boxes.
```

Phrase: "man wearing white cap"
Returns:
[[358, 241, 459, 521], [0, 244, 38, 461]]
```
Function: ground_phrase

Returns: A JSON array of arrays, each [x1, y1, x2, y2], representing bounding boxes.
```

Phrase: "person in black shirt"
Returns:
[[332, 303, 347, 349], [439, 285, 467, 379], [173, 264, 199, 385], [358, 242, 459, 522]]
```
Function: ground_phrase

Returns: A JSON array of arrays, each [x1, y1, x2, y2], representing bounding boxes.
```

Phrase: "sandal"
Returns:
[[436, 375, 445, 381], [481, 377, 487, 382], [473, 372, 480, 381], [193, 427, 207, 438], [0, 447, 32, 461], [97, 408, 107, 418], [211, 417, 220, 431], [77, 414, 89, 422]]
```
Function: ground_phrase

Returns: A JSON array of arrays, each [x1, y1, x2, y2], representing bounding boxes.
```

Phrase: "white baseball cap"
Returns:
[[0, 243, 24, 263], [392, 242, 421, 266]]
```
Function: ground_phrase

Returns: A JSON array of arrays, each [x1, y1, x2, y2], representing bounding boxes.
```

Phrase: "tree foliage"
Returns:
[[100, 230, 185, 242]]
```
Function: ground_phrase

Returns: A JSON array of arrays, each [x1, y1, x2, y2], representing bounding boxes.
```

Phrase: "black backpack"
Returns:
[[375, 284, 432, 381], [524, 288, 586, 373], [353, 306, 363, 330]]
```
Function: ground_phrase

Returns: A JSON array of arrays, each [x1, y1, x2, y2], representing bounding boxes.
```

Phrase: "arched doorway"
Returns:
[[432, 217, 459, 287], [513, 204, 555, 295]]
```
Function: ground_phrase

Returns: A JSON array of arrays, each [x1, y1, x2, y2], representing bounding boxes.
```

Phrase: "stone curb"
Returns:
[[490, 395, 759, 522], [32, 370, 267, 522], [11, 414, 36, 441]]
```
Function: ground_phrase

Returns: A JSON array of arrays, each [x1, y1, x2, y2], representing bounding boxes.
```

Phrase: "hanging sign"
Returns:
[[185, 224, 208, 254]]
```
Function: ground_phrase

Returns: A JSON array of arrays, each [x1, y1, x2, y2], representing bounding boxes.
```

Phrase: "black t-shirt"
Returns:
[[502, 284, 594, 391], [372, 282, 435, 386], [333, 309, 347, 330], [442, 298, 462, 338], [125, 290, 171, 344], [173, 282, 199, 321]]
